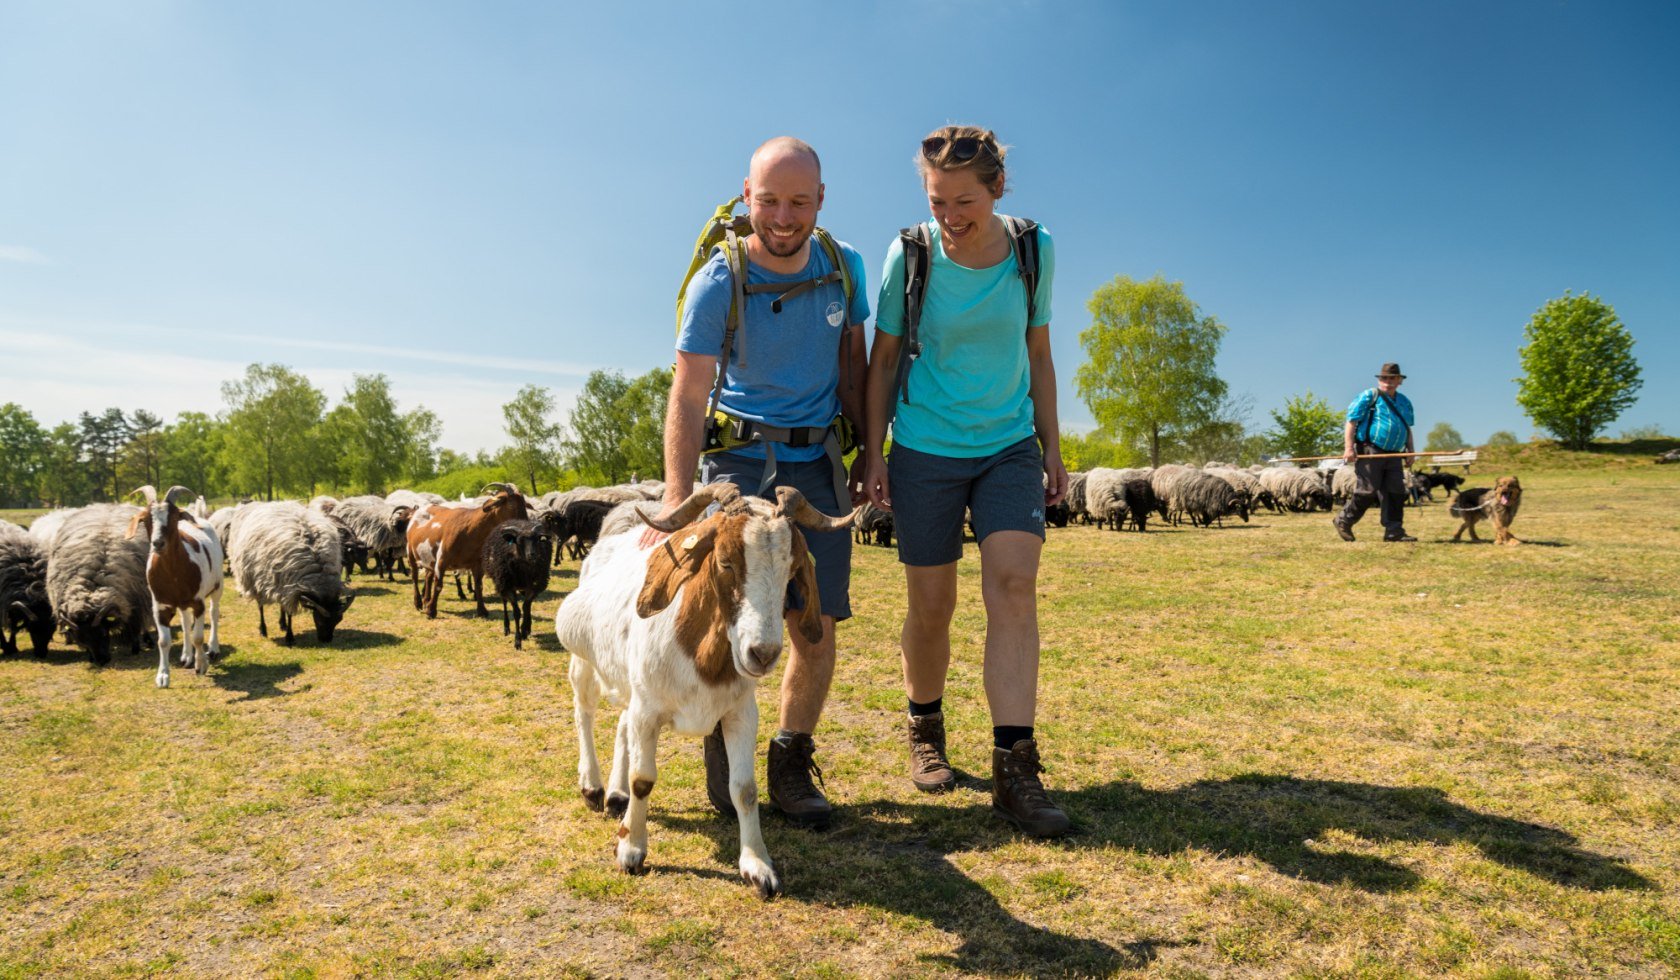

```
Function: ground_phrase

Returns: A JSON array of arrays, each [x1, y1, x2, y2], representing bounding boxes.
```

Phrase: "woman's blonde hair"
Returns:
[[916, 125, 1009, 195]]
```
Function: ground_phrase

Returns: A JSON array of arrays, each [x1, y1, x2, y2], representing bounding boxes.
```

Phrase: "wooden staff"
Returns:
[[1268, 450, 1469, 464]]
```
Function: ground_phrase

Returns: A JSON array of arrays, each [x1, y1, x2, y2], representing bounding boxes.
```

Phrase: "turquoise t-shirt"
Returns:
[[876, 217, 1055, 458]]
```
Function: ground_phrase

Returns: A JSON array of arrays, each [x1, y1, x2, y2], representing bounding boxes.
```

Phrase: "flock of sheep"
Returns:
[[0, 479, 669, 676]]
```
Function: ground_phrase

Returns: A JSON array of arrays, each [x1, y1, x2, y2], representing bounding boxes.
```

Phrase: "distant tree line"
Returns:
[[0, 363, 672, 509]]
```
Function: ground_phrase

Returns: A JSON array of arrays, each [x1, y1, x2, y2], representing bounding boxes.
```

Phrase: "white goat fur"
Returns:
[[555, 492, 818, 899], [134, 491, 225, 689]]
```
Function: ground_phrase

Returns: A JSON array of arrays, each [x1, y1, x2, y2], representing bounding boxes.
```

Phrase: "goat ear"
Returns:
[[788, 528, 824, 645], [636, 521, 719, 617], [124, 512, 147, 541]]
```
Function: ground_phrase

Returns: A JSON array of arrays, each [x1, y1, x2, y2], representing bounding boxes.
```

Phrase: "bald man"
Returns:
[[648, 137, 869, 829]]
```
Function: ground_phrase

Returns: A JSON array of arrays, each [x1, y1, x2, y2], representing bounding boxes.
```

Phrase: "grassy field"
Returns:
[[2, 452, 1677, 977]]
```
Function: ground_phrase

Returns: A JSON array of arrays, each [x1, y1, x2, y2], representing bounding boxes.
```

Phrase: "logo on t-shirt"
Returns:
[[825, 301, 844, 327]]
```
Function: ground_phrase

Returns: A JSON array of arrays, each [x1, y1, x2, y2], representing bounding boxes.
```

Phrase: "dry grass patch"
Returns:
[[1, 457, 1676, 975]]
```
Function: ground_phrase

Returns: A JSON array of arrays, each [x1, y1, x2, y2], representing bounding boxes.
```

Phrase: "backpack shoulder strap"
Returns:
[[812, 228, 854, 310], [1003, 216, 1040, 327], [894, 224, 932, 411], [708, 227, 750, 417]]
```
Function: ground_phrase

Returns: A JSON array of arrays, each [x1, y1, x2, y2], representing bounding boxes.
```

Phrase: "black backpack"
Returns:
[[891, 216, 1040, 415]]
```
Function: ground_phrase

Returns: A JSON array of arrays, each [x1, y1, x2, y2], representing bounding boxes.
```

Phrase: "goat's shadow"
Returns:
[[655, 773, 1646, 976], [212, 654, 305, 701], [1438, 538, 1567, 548]]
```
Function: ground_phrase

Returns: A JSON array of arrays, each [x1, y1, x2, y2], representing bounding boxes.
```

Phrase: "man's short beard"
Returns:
[[754, 223, 809, 258]]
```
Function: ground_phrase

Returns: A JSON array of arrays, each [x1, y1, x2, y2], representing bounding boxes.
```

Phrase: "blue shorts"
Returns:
[[699, 450, 852, 621], [887, 437, 1046, 566]]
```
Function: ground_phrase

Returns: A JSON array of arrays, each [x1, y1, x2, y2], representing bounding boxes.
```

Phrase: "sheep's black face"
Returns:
[[65, 609, 121, 665], [21, 591, 54, 655], [303, 593, 355, 642]]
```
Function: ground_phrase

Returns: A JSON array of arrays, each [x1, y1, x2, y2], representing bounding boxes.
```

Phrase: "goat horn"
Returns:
[[773, 486, 860, 533], [131, 485, 158, 505], [480, 482, 518, 496], [163, 485, 193, 507], [638, 483, 741, 533]]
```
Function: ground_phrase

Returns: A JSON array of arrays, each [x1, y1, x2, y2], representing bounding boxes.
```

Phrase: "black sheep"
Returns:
[[0, 527, 54, 657], [481, 519, 553, 649], [1122, 478, 1166, 533]]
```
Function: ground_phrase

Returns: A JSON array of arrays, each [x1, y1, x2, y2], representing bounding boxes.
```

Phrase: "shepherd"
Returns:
[[1333, 363, 1418, 543]]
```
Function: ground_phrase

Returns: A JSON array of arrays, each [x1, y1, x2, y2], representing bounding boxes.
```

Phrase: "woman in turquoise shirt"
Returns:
[[861, 126, 1070, 838]]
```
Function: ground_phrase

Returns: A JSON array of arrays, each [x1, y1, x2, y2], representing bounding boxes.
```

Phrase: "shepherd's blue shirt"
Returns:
[[1347, 388, 1415, 452]]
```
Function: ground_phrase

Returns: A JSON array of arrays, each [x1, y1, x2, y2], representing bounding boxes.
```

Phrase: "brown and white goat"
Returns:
[[409, 483, 529, 618], [126, 485, 224, 688], [554, 484, 854, 898]]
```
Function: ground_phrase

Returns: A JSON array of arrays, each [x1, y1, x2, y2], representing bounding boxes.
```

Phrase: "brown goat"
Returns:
[[418, 484, 529, 618]]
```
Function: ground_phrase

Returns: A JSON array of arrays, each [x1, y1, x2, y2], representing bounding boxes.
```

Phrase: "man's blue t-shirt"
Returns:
[[677, 237, 870, 462], [1346, 388, 1415, 452], [876, 217, 1055, 458]]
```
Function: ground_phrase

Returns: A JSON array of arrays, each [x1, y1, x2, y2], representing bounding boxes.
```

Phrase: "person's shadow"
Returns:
[[653, 773, 1648, 976]]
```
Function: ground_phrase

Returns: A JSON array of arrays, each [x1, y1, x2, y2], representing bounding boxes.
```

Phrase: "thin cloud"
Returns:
[[217, 331, 601, 378], [0, 245, 49, 265]]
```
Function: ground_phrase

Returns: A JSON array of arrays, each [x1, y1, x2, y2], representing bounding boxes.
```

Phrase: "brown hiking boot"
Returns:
[[767, 732, 831, 829], [907, 712, 956, 793], [702, 722, 737, 820], [1332, 516, 1356, 542], [992, 739, 1070, 838]]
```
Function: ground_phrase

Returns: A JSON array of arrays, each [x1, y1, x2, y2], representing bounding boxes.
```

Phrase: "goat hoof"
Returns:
[[605, 793, 629, 819], [616, 842, 647, 875], [741, 862, 781, 900], [581, 787, 605, 812], [155, 672, 170, 689]]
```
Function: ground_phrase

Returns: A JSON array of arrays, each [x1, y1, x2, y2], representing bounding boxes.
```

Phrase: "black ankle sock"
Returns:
[[994, 725, 1033, 749], [908, 697, 943, 717]]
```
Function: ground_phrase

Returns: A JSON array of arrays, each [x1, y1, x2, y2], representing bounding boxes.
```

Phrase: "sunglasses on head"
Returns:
[[921, 135, 995, 164]]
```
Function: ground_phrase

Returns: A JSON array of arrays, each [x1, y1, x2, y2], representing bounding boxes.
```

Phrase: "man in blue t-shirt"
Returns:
[[1334, 362, 1417, 542], [645, 137, 869, 829]]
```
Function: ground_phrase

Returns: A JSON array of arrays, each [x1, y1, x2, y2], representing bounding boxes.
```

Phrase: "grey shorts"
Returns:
[[887, 436, 1046, 566], [699, 450, 852, 622]]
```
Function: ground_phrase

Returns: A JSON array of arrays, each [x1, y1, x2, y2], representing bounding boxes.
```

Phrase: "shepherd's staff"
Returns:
[[1267, 450, 1470, 463]]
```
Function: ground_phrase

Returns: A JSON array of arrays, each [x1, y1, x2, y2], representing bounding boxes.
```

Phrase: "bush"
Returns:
[[1484, 431, 1519, 449]]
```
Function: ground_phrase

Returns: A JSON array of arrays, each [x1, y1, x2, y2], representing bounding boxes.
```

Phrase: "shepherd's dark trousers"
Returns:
[[1341, 449, 1407, 537]]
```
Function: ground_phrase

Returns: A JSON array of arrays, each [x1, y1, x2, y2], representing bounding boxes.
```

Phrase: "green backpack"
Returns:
[[675, 196, 857, 452]]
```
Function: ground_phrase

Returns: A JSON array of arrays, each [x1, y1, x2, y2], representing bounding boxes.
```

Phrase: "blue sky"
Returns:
[[2, 1, 1675, 454]]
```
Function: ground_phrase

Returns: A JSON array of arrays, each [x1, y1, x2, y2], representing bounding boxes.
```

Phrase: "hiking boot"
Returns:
[[702, 722, 737, 820], [1384, 532, 1418, 542], [767, 732, 831, 829], [1332, 516, 1356, 542], [907, 712, 956, 793], [991, 739, 1070, 838]]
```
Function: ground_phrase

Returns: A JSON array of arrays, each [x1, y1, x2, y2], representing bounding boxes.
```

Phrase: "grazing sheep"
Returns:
[[1258, 466, 1331, 512], [1065, 472, 1090, 524], [1084, 468, 1130, 531], [481, 519, 553, 649], [1207, 467, 1275, 514], [323, 513, 371, 581], [127, 486, 224, 688], [308, 495, 338, 515], [230, 502, 355, 645], [1149, 465, 1200, 524], [407, 484, 530, 618], [46, 504, 151, 665], [0, 522, 54, 657], [1120, 477, 1165, 532], [1174, 472, 1249, 527], [1331, 464, 1357, 505], [555, 484, 853, 898], [851, 503, 895, 546], [333, 496, 414, 581]]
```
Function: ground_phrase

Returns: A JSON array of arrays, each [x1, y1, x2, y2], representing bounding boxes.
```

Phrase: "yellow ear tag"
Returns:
[[681, 533, 700, 551]]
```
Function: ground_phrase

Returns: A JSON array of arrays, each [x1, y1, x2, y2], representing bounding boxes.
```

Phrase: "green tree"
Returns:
[[559, 371, 634, 485], [124, 409, 165, 490], [1075, 275, 1228, 467], [1060, 428, 1142, 470], [502, 384, 564, 494], [1484, 430, 1519, 449], [1265, 391, 1342, 461], [78, 408, 130, 501], [40, 423, 90, 506], [401, 407, 442, 483], [1516, 293, 1642, 450], [325, 374, 411, 494], [221, 363, 327, 500], [1423, 421, 1464, 453], [160, 411, 227, 499], [621, 367, 673, 481], [0, 403, 48, 507], [1178, 394, 1258, 465]]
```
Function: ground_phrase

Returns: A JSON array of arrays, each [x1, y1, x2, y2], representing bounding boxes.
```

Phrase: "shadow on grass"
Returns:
[[212, 656, 304, 700], [1438, 538, 1568, 548], [652, 772, 1646, 975]]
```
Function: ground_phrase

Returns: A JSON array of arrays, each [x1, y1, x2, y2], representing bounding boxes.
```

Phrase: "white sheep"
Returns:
[[554, 483, 852, 899]]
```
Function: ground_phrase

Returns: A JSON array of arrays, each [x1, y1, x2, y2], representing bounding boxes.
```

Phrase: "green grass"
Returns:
[[0, 452, 1675, 975]]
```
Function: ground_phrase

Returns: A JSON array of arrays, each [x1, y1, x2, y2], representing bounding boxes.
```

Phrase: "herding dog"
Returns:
[[1449, 475, 1523, 545]]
